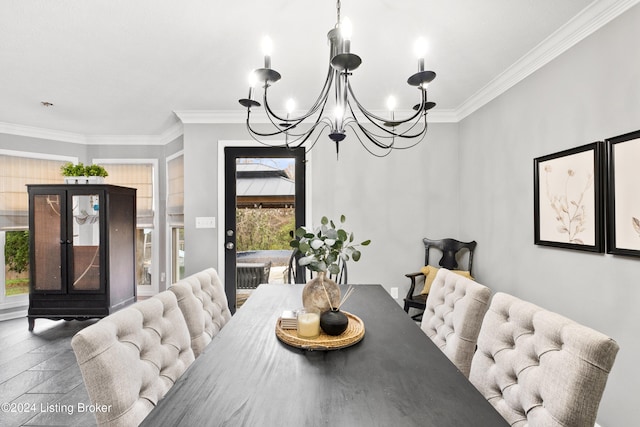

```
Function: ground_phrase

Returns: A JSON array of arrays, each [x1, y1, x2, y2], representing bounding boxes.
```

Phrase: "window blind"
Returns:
[[0, 155, 67, 230], [166, 155, 184, 226], [100, 163, 154, 228]]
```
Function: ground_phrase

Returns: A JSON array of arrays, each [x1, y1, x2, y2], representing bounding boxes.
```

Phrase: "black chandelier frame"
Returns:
[[239, 0, 436, 158]]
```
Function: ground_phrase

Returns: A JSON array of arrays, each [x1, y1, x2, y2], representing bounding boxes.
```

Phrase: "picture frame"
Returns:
[[606, 129, 640, 257], [533, 142, 604, 252]]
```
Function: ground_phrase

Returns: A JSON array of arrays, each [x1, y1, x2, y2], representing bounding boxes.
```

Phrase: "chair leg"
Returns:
[[411, 311, 423, 322]]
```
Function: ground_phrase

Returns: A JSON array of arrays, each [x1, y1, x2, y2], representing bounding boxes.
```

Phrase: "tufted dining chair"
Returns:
[[420, 268, 491, 377], [71, 291, 195, 427], [469, 292, 619, 426], [169, 268, 232, 357]]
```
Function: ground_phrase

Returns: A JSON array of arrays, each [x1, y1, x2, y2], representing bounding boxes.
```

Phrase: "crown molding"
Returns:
[[1, 0, 636, 143], [84, 122, 184, 145], [174, 110, 245, 124], [0, 121, 183, 145], [456, 0, 640, 121], [0, 121, 87, 144]]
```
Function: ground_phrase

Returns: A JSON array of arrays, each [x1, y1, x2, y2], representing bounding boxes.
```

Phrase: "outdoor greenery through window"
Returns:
[[236, 208, 295, 251], [4, 230, 29, 296]]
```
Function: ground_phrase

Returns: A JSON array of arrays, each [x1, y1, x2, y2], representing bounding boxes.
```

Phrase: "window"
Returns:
[[0, 151, 76, 303], [167, 153, 184, 283], [170, 227, 184, 283], [96, 160, 157, 293]]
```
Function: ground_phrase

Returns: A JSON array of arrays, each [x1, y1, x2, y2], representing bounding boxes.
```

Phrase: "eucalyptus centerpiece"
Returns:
[[290, 215, 370, 316]]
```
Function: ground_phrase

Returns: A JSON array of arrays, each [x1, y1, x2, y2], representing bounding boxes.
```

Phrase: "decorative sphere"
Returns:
[[320, 309, 349, 336]]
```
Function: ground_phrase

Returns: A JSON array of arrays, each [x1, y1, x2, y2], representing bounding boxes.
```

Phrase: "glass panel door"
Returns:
[[32, 194, 62, 292], [224, 147, 306, 313], [71, 194, 101, 291]]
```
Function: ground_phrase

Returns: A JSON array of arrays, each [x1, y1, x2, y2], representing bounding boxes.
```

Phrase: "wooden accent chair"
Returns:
[[420, 268, 491, 377], [71, 291, 195, 426], [470, 292, 619, 426], [404, 238, 477, 320]]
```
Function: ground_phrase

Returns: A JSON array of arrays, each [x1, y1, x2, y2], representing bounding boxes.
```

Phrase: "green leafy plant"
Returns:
[[5, 230, 29, 274], [61, 162, 86, 176], [60, 162, 108, 177], [290, 215, 370, 274], [85, 164, 108, 177]]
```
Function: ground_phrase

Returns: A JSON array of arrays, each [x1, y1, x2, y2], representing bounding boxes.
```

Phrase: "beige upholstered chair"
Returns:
[[420, 267, 491, 377], [71, 291, 195, 427], [169, 267, 232, 357], [469, 292, 619, 426]]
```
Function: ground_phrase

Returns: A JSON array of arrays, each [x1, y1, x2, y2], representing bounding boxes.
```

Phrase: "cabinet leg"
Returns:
[[28, 318, 35, 331]]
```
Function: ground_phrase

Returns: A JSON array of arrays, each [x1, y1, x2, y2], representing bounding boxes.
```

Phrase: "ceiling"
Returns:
[[0, 0, 633, 143]]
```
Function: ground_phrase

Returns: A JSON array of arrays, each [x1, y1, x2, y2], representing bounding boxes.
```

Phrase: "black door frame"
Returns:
[[224, 146, 306, 313]]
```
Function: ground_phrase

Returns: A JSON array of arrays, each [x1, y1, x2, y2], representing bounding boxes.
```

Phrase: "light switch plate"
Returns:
[[195, 217, 216, 229]]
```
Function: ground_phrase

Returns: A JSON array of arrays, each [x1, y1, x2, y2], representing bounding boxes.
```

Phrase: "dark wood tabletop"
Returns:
[[140, 284, 508, 427]]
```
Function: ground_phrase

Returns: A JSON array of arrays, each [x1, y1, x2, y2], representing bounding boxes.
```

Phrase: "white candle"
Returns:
[[297, 312, 320, 339]]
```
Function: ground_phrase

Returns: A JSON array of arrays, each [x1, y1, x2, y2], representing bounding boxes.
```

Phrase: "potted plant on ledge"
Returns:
[[61, 162, 108, 184]]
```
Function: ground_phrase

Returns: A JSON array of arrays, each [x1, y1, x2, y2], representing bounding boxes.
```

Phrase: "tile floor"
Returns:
[[0, 317, 96, 427]]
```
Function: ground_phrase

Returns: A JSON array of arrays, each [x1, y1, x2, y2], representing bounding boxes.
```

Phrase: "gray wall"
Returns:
[[0, 133, 87, 159], [181, 122, 460, 295], [458, 5, 640, 426]]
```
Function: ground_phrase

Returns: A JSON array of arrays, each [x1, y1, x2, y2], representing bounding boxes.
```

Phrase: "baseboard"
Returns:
[[0, 307, 27, 321]]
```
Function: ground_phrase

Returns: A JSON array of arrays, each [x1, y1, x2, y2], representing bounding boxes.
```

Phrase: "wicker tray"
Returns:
[[275, 311, 365, 351]]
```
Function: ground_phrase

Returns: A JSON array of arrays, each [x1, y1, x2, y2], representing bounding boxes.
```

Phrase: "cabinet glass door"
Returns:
[[71, 194, 101, 291], [32, 194, 63, 291]]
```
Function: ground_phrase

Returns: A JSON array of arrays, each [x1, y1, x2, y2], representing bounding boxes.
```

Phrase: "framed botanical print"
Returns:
[[533, 142, 604, 252], [606, 130, 640, 257]]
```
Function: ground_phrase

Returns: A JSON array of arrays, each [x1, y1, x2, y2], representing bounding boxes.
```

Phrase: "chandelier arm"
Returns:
[[245, 116, 292, 138], [262, 66, 335, 125], [275, 91, 333, 139], [344, 97, 424, 140], [245, 121, 294, 147], [346, 93, 430, 140], [351, 114, 426, 150], [345, 123, 395, 158], [344, 115, 395, 142], [284, 121, 328, 147], [244, 117, 330, 149], [347, 80, 425, 125], [302, 123, 332, 154], [352, 120, 396, 149], [281, 114, 334, 147], [253, 101, 331, 148], [393, 114, 429, 140], [246, 130, 288, 148], [380, 115, 429, 149]]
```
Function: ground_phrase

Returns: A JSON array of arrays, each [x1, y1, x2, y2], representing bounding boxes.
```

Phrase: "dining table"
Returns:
[[140, 284, 509, 426]]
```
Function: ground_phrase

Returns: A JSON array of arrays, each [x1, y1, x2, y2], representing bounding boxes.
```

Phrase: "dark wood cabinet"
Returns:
[[27, 184, 137, 331]]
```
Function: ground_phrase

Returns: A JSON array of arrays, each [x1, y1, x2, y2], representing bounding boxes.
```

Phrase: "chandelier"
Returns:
[[238, 0, 436, 158]]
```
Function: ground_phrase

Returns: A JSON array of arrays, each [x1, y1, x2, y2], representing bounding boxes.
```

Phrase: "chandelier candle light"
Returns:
[[238, 0, 437, 158]]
